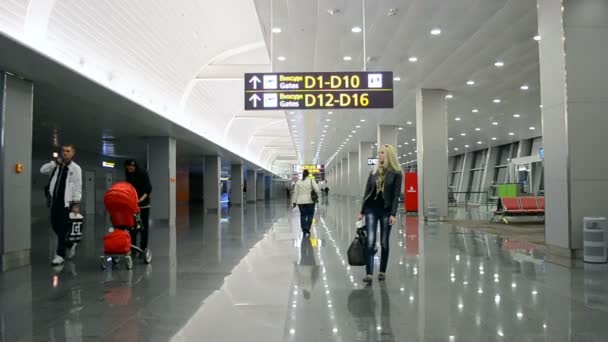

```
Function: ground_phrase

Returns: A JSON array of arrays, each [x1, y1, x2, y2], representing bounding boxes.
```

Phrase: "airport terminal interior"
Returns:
[[1, 0, 608, 341]]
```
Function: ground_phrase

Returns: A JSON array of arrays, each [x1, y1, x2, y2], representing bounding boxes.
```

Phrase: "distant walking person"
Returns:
[[125, 160, 152, 256], [358, 144, 402, 283], [292, 169, 320, 237], [41, 144, 82, 266]]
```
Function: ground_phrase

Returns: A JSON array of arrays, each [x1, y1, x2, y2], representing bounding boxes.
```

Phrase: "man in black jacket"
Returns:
[[125, 159, 152, 255]]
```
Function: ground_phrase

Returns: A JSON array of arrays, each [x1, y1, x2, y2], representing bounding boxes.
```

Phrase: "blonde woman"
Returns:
[[358, 144, 403, 283]]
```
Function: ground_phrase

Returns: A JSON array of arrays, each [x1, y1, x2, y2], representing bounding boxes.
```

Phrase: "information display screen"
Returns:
[[292, 164, 325, 181], [244, 72, 393, 110]]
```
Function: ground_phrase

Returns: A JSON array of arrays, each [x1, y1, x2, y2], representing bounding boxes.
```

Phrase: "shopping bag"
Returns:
[[67, 213, 84, 243], [347, 228, 367, 266]]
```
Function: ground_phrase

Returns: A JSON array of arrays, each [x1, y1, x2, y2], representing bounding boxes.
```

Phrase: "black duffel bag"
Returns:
[[347, 228, 368, 266]]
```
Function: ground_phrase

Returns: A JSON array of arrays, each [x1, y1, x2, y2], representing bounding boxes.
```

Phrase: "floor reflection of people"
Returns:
[[347, 283, 394, 342], [295, 237, 319, 300]]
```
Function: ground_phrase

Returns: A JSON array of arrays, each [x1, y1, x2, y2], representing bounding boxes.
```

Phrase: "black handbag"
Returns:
[[310, 178, 319, 203], [347, 228, 367, 266]]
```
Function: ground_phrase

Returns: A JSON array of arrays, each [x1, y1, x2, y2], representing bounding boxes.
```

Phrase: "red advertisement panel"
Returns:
[[404, 172, 418, 212]]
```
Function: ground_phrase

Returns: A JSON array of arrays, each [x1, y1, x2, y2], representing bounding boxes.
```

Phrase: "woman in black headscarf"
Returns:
[[124, 159, 152, 254]]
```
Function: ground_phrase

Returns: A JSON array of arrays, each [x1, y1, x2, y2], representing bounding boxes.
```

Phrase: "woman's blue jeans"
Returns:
[[364, 208, 392, 275], [298, 204, 315, 233]]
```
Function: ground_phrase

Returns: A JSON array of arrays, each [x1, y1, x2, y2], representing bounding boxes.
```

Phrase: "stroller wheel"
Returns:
[[100, 256, 107, 270], [125, 256, 133, 270], [144, 249, 152, 264]]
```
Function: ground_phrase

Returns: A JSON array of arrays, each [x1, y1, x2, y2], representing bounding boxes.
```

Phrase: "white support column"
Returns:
[[148, 137, 177, 224], [416, 89, 448, 219], [377, 125, 398, 148], [246, 169, 256, 203], [203, 156, 221, 211], [256, 172, 265, 201], [538, 0, 608, 261], [348, 151, 360, 197], [231, 164, 244, 206], [341, 158, 348, 197], [0, 73, 33, 271], [359, 142, 374, 195]]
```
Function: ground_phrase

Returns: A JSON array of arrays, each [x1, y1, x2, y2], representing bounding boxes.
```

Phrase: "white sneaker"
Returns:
[[51, 255, 65, 266], [66, 244, 76, 259]]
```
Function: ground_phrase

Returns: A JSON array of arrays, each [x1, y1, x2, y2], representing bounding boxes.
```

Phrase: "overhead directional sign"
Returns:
[[244, 72, 393, 110]]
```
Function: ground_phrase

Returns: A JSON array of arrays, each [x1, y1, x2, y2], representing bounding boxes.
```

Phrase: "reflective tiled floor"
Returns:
[[2, 198, 608, 341]]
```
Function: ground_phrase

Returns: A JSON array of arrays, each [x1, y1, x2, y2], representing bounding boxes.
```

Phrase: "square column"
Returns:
[[377, 125, 398, 148], [0, 73, 33, 271], [348, 151, 360, 197], [246, 169, 256, 203], [359, 142, 374, 195], [148, 137, 176, 224], [538, 0, 608, 259], [341, 158, 348, 196], [231, 164, 244, 206], [336, 160, 343, 195], [203, 156, 221, 211], [416, 89, 448, 219], [256, 172, 265, 201]]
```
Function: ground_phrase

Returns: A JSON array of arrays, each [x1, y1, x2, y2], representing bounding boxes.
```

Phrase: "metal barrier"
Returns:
[[449, 191, 491, 210]]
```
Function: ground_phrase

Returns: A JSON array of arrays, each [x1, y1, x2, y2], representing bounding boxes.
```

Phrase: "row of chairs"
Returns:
[[493, 196, 545, 224]]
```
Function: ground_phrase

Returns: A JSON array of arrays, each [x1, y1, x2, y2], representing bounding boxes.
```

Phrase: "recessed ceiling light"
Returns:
[[408, 56, 418, 62], [491, 137, 497, 141], [492, 122, 499, 126], [360, 119, 366, 122], [529, 127, 536, 130], [466, 80, 475, 85], [404, 142, 409, 145], [494, 61, 505, 67], [508, 132, 515, 136], [398, 127, 404, 130], [326, 119, 331, 122], [411, 138, 416, 142], [289, 111, 295, 114], [448, 137, 454, 141], [513, 114, 521, 118], [477, 141, 483, 145], [351, 26, 362, 33], [534, 35, 541, 41], [454, 148, 459, 151], [472, 109, 479, 113], [445, 94, 454, 99], [277, 56, 287, 61], [324, 125, 329, 128], [393, 77, 401, 81], [465, 144, 470, 148], [520, 85, 529, 90], [460, 133, 467, 136], [540, 104, 543, 108], [355, 125, 361, 128], [406, 121, 413, 125], [272, 27, 282, 33], [493, 99, 501, 103], [343, 56, 352, 61], [454, 117, 461, 121], [475, 128, 481, 131], [430, 28, 441, 35], [328, 111, 333, 115]]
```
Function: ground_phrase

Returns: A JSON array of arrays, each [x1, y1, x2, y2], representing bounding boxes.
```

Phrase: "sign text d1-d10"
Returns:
[[244, 71, 393, 110]]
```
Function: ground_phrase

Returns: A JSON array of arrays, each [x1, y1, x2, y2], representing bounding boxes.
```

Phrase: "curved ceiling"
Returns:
[[0, 0, 296, 175]]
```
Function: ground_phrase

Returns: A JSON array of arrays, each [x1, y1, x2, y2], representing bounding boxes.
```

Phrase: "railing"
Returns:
[[449, 191, 491, 210]]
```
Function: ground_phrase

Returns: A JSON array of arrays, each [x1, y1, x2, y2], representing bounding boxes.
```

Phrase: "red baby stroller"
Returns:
[[100, 182, 152, 270]]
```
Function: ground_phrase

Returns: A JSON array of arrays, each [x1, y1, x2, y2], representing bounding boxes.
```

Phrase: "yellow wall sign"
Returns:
[[244, 72, 393, 110]]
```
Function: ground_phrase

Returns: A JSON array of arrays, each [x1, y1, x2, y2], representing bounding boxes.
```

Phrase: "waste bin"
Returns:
[[426, 202, 439, 222], [583, 217, 608, 263]]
